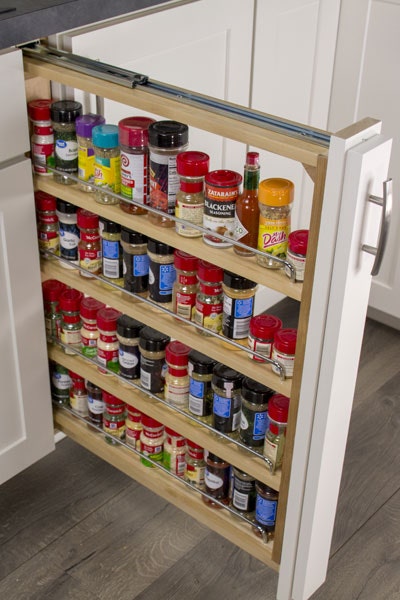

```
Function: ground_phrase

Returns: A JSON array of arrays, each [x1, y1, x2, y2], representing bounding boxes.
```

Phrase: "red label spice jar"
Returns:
[[140, 415, 165, 467], [193, 260, 224, 336], [164, 340, 191, 408], [80, 296, 105, 360], [125, 407, 143, 450], [96, 307, 122, 375], [247, 314, 282, 362], [35, 191, 59, 256], [42, 279, 66, 341], [203, 169, 242, 247], [59, 288, 83, 354], [28, 99, 55, 176], [285, 229, 309, 282], [175, 150, 210, 237], [77, 209, 102, 278], [271, 328, 297, 378], [172, 250, 199, 321], [163, 428, 186, 477], [184, 440, 206, 490], [102, 391, 126, 444], [263, 393, 290, 472], [68, 370, 88, 418]]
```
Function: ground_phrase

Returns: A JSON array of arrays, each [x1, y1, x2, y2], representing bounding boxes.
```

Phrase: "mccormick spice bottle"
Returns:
[[164, 340, 191, 408], [35, 191, 59, 257], [286, 229, 309, 282], [96, 307, 122, 375], [184, 440, 206, 490], [172, 250, 199, 321], [247, 314, 283, 362], [175, 151, 210, 237], [234, 151, 260, 256], [203, 169, 242, 247], [80, 296, 105, 361], [102, 391, 126, 444], [59, 288, 83, 354], [50, 100, 82, 185], [163, 428, 186, 477], [68, 371, 88, 418], [77, 209, 102, 278], [193, 260, 224, 336], [271, 328, 297, 378], [263, 393, 290, 472], [140, 415, 165, 467], [42, 279, 66, 340]]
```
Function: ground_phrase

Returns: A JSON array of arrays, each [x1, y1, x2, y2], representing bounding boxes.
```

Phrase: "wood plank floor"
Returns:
[[0, 317, 399, 600]]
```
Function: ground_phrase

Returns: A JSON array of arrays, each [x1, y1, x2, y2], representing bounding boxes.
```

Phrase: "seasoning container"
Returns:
[[147, 239, 176, 307], [59, 288, 83, 354], [116, 314, 143, 381], [263, 394, 290, 472], [239, 377, 274, 448], [234, 151, 260, 256], [222, 271, 257, 340], [203, 170, 242, 247], [28, 99, 55, 176], [56, 199, 79, 268], [42, 279, 65, 340], [164, 340, 191, 408], [257, 178, 294, 268], [212, 363, 242, 434], [140, 415, 165, 467], [93, 124, 121, 204], [76, 113, 105, 192], [172, 250, 199, 321], [163, 428, 186, 477], [86, 380, 104, 429], [99, 218, 123, 287], [96, 307, 122, 375], [50, 361, 71, 405], [148, 120, 189, 227], [121, 227, 149, 299], [77, 208, 102, 278], [184, 440, 206, 490], [271, 328, 297, 378], [68, 371, 89, 418], [232, 468, 256, 516], [175, 151, 210, 237], [139, 327, 170, 394], [125, 407, 143, 450], [286, 229, 309, 282], [118, 116, 155, 213], [188, 350, 216, 419], [203, 452, 231, 507], [102, 391, 126, 444], [80, 296, 105, 360], [248, 314, 283, 362], [35, 191, 59, 257], [50, 100, 82, 184], [254, 482, 279, 539], [193, 260, 224, 336]]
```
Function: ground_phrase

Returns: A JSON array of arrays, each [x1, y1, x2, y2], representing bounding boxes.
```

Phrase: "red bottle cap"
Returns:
[[118, 116, 155, 147], [96, 307, 122, 331], [176, 151, 210, 177], [288, 229, 309, 255], [80, 297, 105, 320], [246, 151, 260, 167], [166, 340, 190, 366], [205, 169, 242, 188], [102, 390, 125, 406], [42, 279, 66, 302], [27, 99, 52, 121], [249, 314, 282, 340], [268, 394, 290, 424], [77, 208, 99, 229], [273, 328, 297, 354], [35, 190, 57, 212], [173, 250, 199, 272], [197, 260, 223, 283], [59, 288, 83, 312], [187, 440, 204, 458], [141, 415, 163, 429]]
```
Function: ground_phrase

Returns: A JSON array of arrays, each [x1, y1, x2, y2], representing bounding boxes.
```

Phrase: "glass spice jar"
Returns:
[[263, 393, 290, 472], [147, 239, 176, 307], [193, 260, 224, 336], [212, 363, 243, 434], [28, 99, 55, 177], [139, 326, 170, 394], [175, 150, 210, 237], [172, 250, 199, 321], [203, 169, 242, 247], [239, 377, 274, 448], [80, 296, 105, 361], [102, 391, 126, 444], [76, 113, 105, 192], [164, 340, 191, 409], [203, 452, 231, 508], [121, 227, 149, 299], [163, 427, 186, 477], [184, 440, 206, 490], [35, 191, 59, 257], [93, 124, 121, 204], [232, 467, 256, 516], [254, 481, 279, 539], [86, 380, 105, 430], [68, 371, 89, 418], [222, 271, 257, 340], [56, 199, 79, 269], [116, 314, 144, 381], [125, 406, 143, 450], [59, 288, 83, 354], [50, 100, 82, 185], [188, 350, 216, 419], [140, 415, 165, 467], [271, 328, 297, 378], [96, 307, 122, 375], [50, 361, 71, 405], [42, 278, 65, 341], [285, 229, 309, 282], [77, 208, 102, 279], [99, 217, 123, 287], [247, 314, 283, 362]]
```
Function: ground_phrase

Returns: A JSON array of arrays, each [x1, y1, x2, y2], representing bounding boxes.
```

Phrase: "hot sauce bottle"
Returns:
[[234, 151, 260, 256]]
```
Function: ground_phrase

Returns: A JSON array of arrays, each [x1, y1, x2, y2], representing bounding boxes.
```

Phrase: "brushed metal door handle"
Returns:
[[362, 178, 392, 276]]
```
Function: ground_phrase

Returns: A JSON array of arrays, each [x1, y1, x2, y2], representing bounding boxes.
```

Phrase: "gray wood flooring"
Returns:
[[0, 316, 399, 600]]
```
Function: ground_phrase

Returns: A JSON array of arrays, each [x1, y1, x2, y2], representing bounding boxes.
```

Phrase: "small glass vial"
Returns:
[[121, 227, 149, 299], [193, 260, 224, 336], [93, 124, 121, 204], [125, 406, 143, 450], [42, 279, 65, 340], [248, 314, 283, 362], [257, 178, 294, 268], [164, 340, 191, 409], [163, 428, 186, 477], [68, 371, 89, 418], [175, 151, 210, 237], [148, 120, 189, 227], [59, 288, 83, 354], [50, 361, 71, 405], [263, 394, 290, 472], [203, 170, 242, 247], [50, 100, 82, 185], [56, 199, 79, 269], [140, 415, 165, 467], [271, 328, 297, 378], [118, 116, 155, 214], [116, 314, 144, 381], [139, 327, 170, 394], [99, 217, 123, 287], [184, 440, 206, 490], [239, 377, 274, 448], [232, 468, 256, 516], [212, 363, 242, 434], [222, 271, 257, 340], [80, 296, 105, 360], [86, 380, 105, 430], [35, 191, 59, 257], [147, 239, 176, 307], [172, 250, 199, 321], [188, 350, 216, 419], [102, 391, 126, 444], [77, 208, 102, 278], [76, 113, 105, 192], [96, 307, 122, 375], [28, 99, 55, 176], [203, 452, 231, 508], [254, 482, 279, 539], [285, 229, 309, 282]]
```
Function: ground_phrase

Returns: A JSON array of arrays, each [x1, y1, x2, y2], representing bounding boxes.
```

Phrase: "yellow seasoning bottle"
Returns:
[[256, 178, 294, 269], [93, 124, 121, 205]]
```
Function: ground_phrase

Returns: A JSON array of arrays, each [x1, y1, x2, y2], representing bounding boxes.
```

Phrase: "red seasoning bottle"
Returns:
[[234, 151, 260, 256]]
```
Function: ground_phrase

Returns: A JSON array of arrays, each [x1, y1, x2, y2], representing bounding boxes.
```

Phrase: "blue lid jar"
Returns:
[[92, 124, 119, 148]]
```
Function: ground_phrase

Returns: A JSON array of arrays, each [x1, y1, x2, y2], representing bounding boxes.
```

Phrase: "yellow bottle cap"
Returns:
[[258, 178, 294, 207]]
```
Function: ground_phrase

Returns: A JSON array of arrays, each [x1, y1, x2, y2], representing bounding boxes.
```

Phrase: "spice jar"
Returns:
[[286, 229, 309, 282], [222, 271, 257, 340], [175, 151, 210, 237], [271, 328, 297, 378], [80, 296, 105, 360], [234, 151, 260, 256], [164, 340, 191, 408], [239, 377, 274, 448], [116, 314, 143, 381], [68, 371, 89, 418], [193, 260, 224, 336], [212, 363, 242, 434], [139, 326, 170, 394], [96, 307, 122, 375], [163, 428, 186, 477], [232, 468, 256, 516], [263, 394, 290, 472], [184, 440, 206, 490], [248, 314, 283, 362], [28, 99, 55, 176], [121, 227, 149, 299], [56, 199, 79, 269], [147, 239, 176, 307], [35, 191, 59, 257], [86, 380, 104, 429], [76, 113, 105, 192], [203, 170, 242, 247], [42, 279, 65, 340], [188, 350, 216, 419], [59, 288, 83, 354], [93, 124, 121, 204], [50, 361, 71, 405], [172, 250, 199, 321], [77, 208, 102, 278], [118, 116, 155, 213], [125, 407, 143, 450], [140, 415, 164, 467], [203, 452, 231, 507], [50, 100, 82, 184], [257, 178, 294, 268], [99, 218, 123, 287], [102, 391, 126, 444], [254, 482, 279, 539]]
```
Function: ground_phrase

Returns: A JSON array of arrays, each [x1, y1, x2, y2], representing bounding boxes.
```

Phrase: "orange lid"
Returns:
[[258, 178, 294, 207]]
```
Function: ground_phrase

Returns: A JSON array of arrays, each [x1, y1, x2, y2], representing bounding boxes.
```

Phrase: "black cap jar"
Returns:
[[239, 377, 274, 447], [211, 363, 243, 433], [50, 100, 82, 185]]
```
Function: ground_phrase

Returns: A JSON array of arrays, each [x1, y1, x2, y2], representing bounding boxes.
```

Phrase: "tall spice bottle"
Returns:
[[234, 151, 260, 256]]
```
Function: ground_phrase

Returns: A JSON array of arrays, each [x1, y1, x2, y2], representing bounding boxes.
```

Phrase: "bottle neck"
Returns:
[[243, 166, 260, 192]]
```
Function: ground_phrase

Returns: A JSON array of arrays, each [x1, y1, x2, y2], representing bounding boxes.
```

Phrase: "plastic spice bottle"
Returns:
[[42, 279, 65, 340], [248, 314, 283, 362], [172, 250, 199, 321], [77, 208, 102, 278], [148, 120, 189, 227], [257, 178, 294, 268], [68, 371, 89, 418], [59, 288, 83, 354], [203, 170, 242, 247], [86, 380, 105, 429], [188, 349, 217, 419], [147, 239, 176, 307], [99, 218, 123, 287], [184, 440, 206, 490], [102, 391, 126, 444], [271, 328, 297, 378], [193, 260, 224, 336], [56, 199, 79, 269], [286, 229, 309, 282], [222, 271, 257, 340], [140, 415, 165, 467], [75, 113, 105, 192], [50, 100, 82, 184], [175, 150, 210, 237], [164, 340, 191, 408], [35, 191, 59, 257], [203, 452, 231, 508], [139, 326, 170, 394], [116, 314, 144, 381], [263, 393, 290, 472], [50, 361, 71, 405], [96, 307, 122, 375], [125, 406, 143, 450], [239, 377, 274, 448], [163, 427, 186, 477], [28, 99, 55, 176], [80, 296, 105, 360], [212, 363, 243, 434], [232, 468, 256, 516], [93, 124, 121, 204], [121, 227, 149, 299], [254, 482, 279, 539], [118, 116, 155, 213], [234, 151, 260, 256]]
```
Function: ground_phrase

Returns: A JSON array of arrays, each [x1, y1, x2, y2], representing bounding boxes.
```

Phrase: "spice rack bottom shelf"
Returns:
[[53, 408, 278, 571]]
